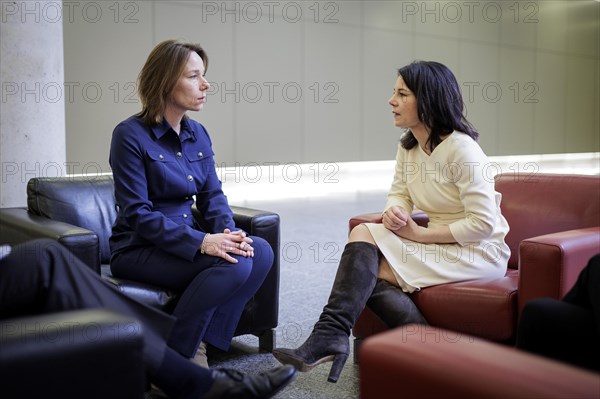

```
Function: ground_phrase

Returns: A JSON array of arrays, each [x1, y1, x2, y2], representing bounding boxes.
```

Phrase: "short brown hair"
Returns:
[[137, 40, 208, 125]]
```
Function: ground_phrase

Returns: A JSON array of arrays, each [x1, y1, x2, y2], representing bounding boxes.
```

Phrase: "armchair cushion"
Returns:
[[353, 270, 519, 342], [411, 269, 519, 340]]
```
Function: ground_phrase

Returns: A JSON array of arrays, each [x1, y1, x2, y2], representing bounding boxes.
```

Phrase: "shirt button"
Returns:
[[176, 152, 182, 158], [197, 152, 203, 158], [159, 154, 164, 160], [187, 175, 193, 181], [183, 213, 188, 218]]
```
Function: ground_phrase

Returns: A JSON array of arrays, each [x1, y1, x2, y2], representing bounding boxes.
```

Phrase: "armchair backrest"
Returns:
[[27, 176, 116, 264], [495, 173, 600, 269]]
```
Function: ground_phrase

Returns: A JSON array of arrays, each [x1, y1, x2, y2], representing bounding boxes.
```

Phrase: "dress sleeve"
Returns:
[[385, 143, 414, 214], [110, 123, 204, 261], [447, 138, 498, 245]]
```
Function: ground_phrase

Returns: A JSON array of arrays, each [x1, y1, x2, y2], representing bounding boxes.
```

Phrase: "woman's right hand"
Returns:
[[200, 230, 254, 263], [382, 206, 409, 231]]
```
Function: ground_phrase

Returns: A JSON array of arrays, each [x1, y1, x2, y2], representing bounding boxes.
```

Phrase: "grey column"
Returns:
[[1, 0, 66, 207]]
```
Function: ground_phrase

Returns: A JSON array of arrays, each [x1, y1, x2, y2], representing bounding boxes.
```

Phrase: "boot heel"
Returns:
[[327, 353, 348, 383]]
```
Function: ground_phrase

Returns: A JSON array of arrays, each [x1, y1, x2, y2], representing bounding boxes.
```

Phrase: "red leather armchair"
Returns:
[[350, 173, 600, 350], [359, 325, 600, 399]]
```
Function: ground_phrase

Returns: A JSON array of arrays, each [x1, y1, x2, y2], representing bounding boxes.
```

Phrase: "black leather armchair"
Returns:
[[0, 175, 280, 351], [0, 309, 146, 399]]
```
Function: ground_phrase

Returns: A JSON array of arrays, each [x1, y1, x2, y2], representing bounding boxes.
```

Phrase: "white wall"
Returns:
[[63, 0, 600, 174]]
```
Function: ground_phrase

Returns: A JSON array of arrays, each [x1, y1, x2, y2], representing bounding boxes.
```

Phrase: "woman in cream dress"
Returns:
[[367, 128, 510, 293], [273, 61, 510, 383]]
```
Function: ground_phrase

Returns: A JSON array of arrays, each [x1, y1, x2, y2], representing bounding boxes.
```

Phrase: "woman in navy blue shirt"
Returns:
[[109, 40, 274, 365]]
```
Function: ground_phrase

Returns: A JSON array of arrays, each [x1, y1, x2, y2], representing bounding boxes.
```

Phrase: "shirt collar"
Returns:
[[150, 118, 173, 140], [179, 118, 197, 142], [150, 117, 196, 142]]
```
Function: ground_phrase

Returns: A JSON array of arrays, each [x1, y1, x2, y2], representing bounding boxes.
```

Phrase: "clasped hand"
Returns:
[[382, 206, 421, 241], [202, 229, 254, 263]]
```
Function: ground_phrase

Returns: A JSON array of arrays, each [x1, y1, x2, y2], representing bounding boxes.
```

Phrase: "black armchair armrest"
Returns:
[[0, 309, 146, 399], [230, 205, 280, 246], [0, 207, 100, 274], [231, 206, 281, 350]]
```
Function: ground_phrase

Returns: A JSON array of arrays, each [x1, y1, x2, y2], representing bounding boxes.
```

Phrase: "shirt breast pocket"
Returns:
[[183, 146, 214, 180], [145, 150, 178, 193]]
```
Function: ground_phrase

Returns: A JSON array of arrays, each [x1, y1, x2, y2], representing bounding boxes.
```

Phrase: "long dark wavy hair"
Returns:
[[398, 61, 478, 152]]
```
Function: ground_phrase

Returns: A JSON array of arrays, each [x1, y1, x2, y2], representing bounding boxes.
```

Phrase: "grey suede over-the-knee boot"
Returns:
[[367, 279, 427, 327], [272, 241, 379, 383]]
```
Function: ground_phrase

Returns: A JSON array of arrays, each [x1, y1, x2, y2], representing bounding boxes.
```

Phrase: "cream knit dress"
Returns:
[[365, 132, 510, 293]]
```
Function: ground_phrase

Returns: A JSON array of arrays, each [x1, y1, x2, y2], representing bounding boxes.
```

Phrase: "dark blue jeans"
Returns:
[[110, 236, 274, 357]]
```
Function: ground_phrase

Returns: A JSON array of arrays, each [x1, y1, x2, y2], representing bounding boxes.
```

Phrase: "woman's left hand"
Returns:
[[392, 216, 423, 242], [223, 229, 255, 258], [393, 219, 456, 245]]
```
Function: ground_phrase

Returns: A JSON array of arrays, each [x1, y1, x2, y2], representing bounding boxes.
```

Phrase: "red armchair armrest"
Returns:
[[359, 325, 600, 399], [518, 226, 600, 313], [349, 212, 381, 230]]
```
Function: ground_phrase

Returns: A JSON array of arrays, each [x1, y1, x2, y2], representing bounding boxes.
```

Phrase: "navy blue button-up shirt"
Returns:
[[109, 115, 235, 261]]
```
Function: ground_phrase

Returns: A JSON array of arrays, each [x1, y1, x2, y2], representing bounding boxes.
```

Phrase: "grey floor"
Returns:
[[208, 190, 387, 399]]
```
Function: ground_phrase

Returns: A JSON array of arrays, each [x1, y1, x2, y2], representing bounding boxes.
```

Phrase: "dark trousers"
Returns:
[[516, 253, 600, 372], [0, 239, 174, 374], [111, 236, 273, 357]]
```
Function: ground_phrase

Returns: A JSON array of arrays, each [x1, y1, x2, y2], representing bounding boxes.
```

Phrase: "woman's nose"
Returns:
[[200, 77, 210, 90]]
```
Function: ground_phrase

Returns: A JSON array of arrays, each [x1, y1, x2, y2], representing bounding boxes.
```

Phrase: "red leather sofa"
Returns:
[[359, 325, 600, 399], [350, 173, 600, 351]]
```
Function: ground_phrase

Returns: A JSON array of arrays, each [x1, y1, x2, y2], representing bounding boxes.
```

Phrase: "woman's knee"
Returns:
[[226, 236, 273, 288], [11, 239, 71, 269], [249, 236, 274, 271], [215, 256, 253, 289], [197, 236, 274, 290], [348, 224, 376, 244]]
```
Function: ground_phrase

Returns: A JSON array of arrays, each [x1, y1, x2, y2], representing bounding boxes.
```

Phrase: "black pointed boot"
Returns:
[[272, 241, 379, 383], [367, 279, 428, 327]]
